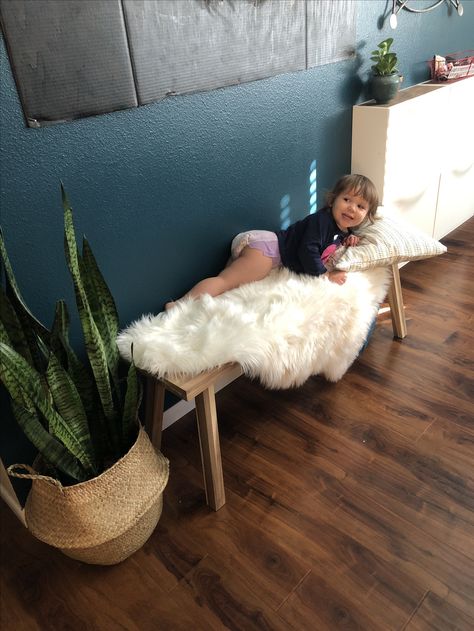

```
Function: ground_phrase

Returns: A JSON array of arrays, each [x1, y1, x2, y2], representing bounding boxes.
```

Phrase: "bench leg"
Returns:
[[145, 376, 165, 451], [387, 263, 407, 339], [195, 385, 226, 511]]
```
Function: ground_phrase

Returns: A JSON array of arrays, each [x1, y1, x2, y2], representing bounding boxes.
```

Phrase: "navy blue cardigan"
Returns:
[[276, 207, 349, 276]]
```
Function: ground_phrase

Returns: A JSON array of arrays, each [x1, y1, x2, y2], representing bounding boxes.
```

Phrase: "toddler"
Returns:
[[166, 174, 378, 309]]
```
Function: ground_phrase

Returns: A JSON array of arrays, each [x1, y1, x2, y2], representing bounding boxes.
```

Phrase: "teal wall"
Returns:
[[1, 1, 473, 468]]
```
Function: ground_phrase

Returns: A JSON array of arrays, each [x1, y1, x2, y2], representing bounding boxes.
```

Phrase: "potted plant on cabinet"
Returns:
[[0, 185, 169, 565], [370, 37, 400, 104]]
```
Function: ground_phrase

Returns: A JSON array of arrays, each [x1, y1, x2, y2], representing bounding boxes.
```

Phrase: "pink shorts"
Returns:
[[231, 230, 281, 268]]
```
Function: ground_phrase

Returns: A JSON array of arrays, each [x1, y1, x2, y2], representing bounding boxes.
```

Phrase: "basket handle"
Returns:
[[7, 464, 63, 489]]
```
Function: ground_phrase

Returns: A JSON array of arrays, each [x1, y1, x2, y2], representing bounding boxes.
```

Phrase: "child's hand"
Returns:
[[343, 234, 360, 247], [327, 270, 347, 285]]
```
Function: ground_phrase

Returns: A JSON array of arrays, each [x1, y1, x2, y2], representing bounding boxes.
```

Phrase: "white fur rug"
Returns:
[[117, 267, 390, 389]]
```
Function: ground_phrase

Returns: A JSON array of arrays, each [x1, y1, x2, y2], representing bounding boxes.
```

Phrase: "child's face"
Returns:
[[331, 189, 369, 231]]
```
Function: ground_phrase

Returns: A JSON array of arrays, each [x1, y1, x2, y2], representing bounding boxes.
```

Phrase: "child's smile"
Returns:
[[331, 189, 369, 230]]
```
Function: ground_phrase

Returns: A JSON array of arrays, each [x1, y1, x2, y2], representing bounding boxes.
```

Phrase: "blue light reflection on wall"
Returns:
[[309, 159, 317, 214], [280, 194, 291, 230]]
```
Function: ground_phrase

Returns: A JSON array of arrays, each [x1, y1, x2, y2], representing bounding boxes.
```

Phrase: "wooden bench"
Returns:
[[144, 263, 406, 511]]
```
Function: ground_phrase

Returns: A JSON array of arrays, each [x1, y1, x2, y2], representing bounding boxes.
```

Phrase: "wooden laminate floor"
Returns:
[[1, 218, 473, 631]]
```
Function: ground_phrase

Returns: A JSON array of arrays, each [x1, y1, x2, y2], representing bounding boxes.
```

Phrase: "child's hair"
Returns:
[[326, 174, 379, 223]]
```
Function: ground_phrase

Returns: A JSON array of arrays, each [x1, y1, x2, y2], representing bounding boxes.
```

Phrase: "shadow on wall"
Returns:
[[339, 42, 367, 105], [341, 38, 432, 103], [377, 0, 392, 30]]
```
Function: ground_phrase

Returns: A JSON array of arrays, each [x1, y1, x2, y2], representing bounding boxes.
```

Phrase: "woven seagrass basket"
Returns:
[[8, 426, 169, 565]]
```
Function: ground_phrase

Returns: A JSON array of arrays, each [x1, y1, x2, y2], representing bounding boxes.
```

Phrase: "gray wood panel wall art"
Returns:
[[0, 0, 138, 127], [0, 0, 356, 127]]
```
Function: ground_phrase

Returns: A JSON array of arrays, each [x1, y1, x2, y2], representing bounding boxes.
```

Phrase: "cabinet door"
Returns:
[[434, 78, 474, 239], [351, 108, 391, 202], [383, 88, 448, 236]]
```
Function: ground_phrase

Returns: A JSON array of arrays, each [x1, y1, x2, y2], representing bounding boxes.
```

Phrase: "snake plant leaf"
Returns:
[[49, 300, 69, 367], [80, 243, 120, 396], [1, 348, 88, 482], [51, 301, 96, 414], [51, 299, 69, 342], [33, 335, 59, 415], [0, 322, 48, 432], [0, 343, 96, 475], [51, 301, 91, 401], [0, 319, 10, 345], [0, 349, 28, 408], [62, 189, 119, 454], [50, 301, 107, 464], [0, 291, 34, 365], [121, 359, 140, 444], [82, 237, 119, 337], [10, 400, 88, 482], [0, 228, 50, 341], [70, 288, 120, 454], [45, 352, 97, 474]]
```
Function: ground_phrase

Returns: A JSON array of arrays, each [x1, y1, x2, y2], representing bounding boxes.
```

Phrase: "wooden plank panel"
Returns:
[[219, 381, 474, 558], [123, 0, 305, 105], [142, 458, 317, 614], [223, 441, 474, 616], [307, 0, 356, 67], [278, 570, 393, 631], [175, 555, 291, 631], [218, 449, 428, 628], [405, 591, 474, 631], [0, 0, 137, 126], [0, 499, 217, 631]]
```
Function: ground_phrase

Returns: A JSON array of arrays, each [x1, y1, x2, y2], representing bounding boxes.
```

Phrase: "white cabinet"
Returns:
[[351, 77, 474, 239], [434, 77, 474, 239]]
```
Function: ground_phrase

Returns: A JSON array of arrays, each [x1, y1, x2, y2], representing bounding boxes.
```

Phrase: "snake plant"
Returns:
[[0, 185, 140, 483]]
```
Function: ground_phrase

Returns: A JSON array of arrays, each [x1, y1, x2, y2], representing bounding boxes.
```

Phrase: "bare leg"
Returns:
[[165, 247, 273, 309]]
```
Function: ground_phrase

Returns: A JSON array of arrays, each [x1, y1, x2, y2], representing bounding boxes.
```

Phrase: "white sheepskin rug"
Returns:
[[117, 267, 390, 389]]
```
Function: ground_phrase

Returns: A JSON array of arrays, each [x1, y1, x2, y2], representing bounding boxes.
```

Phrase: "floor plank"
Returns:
[[404, 591, 474, 631]]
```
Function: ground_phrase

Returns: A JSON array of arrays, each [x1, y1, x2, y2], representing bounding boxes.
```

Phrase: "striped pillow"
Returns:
[[334, 213, 447, 272]]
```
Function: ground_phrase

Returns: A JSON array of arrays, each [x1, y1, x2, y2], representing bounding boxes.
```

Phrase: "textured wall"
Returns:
[[1, 1, 473, 465]]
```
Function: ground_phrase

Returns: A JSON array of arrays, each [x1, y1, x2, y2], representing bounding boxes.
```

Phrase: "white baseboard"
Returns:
[[162, 398, 196, 429]]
